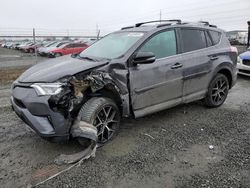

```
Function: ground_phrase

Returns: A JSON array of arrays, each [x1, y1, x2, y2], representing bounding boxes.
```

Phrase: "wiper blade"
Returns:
[[79, 55, 98, 61], [71, 53, 97, 61]]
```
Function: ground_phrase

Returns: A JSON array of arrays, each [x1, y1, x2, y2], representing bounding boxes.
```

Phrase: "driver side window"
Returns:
[[138, 30, 177, 59]]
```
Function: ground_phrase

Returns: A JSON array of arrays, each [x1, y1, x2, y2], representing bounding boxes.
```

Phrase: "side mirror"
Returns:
[[133, 52, 156, 65]]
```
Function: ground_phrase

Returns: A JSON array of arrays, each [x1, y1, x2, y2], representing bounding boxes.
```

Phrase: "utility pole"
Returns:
[[247, 21, 250, 48], [32, 28, 37, 63], [96, 24, 100, 40], [160, 10, 162, 23]]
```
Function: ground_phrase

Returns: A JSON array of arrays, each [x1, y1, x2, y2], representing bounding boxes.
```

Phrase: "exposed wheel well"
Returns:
[[217, 69, 233, 89], [87, 84, 123, 114]]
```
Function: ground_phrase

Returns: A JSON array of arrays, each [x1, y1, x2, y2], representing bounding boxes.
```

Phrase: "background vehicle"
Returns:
[[237, 48, 250, 76], [37, 41, 69, 56], [19, 42, 35, 52], [16, 42, 34, 50], [21, 43, 43, 53], [11, 20, 237, 145], [48, 42, 88, 57], [227, 30, 248, 45]]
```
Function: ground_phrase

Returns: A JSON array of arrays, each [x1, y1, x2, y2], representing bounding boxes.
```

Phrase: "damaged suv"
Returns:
[[11, 20, 237, 145]]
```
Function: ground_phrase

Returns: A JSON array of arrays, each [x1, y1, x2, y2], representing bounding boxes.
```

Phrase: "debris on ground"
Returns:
[[143, 133, 155, 140], [33, 120, 98, 187], [55, 120, 98, 165], [209, 145, 214, 150]]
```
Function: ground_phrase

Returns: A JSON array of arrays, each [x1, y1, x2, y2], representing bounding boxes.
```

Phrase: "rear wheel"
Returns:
[[204, 73, 229, 107], [78, 97, 120, 145]]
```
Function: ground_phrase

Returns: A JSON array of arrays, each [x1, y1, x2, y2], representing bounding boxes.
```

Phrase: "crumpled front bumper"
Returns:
[[11, 85, 71, 140]]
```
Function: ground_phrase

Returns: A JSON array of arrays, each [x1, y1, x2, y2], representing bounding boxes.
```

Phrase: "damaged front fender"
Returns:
[[48, 71, 128, 139]]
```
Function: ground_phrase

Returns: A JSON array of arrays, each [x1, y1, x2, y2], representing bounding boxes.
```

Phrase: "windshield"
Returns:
[[79, 32, 144, 59], [56, 42, 68, 47], [46, 41, 57, 47], [48, 42, 67, 48], [60, 43, 70, 48]]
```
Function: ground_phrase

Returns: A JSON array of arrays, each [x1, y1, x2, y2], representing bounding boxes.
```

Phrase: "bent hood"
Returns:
[[18, 55, 108, 83]]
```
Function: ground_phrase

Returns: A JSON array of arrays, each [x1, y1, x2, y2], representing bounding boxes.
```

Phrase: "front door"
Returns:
[[129, 29, 184, 118]]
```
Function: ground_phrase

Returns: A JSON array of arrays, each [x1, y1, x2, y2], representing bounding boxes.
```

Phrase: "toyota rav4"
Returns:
[[11, 20, 237, 145]]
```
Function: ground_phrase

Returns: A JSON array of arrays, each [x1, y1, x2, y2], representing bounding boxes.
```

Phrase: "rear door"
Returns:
[[178, 28, 213, 102], [129, 29, 184, 117]]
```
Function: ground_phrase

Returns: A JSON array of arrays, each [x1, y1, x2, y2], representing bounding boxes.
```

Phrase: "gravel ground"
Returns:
[[0, 48, 250, 188]]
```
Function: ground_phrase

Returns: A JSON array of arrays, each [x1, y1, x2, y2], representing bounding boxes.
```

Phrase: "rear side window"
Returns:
[[205, 31, 213, 47], [139, 30, 177, 59], [65, 44, 74, 48], [181, 29, 207, 52], [209, 30, 221, 45]]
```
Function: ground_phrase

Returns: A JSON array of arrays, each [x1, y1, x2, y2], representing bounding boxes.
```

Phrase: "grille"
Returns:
[[239, 69, 250, 74], [242, 60, 250, 66]]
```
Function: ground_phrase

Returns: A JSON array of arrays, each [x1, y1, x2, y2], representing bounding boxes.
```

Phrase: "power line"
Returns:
[[98, 0, 243, 26]]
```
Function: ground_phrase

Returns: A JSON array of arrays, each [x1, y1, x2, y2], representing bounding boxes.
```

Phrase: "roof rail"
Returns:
[[157, 23, 172, 28], [199, 21, 210, 25], [121, 26, 134, 30], [135, 19, 181, 27], [198, 21, 217, 28]]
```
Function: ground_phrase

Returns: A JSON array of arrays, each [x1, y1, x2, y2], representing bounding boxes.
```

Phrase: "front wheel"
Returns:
[[204, 73, 229, 107], [78, 97, 120, 145], [54, 53, 62, 57]]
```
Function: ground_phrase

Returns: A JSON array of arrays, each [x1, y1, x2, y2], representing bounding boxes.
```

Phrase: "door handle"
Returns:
[[171, 62, 183, 69], [209, 55, 218, 61]]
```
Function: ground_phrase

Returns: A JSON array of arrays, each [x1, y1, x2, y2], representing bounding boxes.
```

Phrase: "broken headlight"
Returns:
[[31, 83, 63, 96]]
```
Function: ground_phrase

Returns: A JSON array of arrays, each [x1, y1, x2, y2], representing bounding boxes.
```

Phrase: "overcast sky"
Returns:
[[0, 0, 249, 36]]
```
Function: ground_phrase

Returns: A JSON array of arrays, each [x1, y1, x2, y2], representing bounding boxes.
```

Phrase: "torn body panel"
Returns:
[[47, 66, 130, 140], [55, 120, 98, 165]]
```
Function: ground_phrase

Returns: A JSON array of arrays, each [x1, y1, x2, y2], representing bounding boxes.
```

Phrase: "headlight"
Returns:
[[237, 56, 242, 64], [31, 83, 63, 96]]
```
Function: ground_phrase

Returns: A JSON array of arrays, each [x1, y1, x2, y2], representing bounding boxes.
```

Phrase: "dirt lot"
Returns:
[[0, 48, 250, 188]]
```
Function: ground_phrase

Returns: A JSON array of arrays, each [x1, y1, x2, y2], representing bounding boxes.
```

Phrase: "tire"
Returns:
[[29, 49, 34, 53], [54, 53, 62, 58], [78, 97, 120, 145], [204, 73, 229, 107]]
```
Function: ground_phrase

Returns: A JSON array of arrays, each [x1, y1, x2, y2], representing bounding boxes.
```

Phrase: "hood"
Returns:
[[239, 51, 250, 60], [50, 48, 63, 53], [18, 55, 108, 83]]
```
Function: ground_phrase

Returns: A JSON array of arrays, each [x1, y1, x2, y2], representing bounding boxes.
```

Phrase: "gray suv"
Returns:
[[11, 20, 237, 145]]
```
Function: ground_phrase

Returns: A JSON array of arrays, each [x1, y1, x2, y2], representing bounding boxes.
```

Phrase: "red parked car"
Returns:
[[48, 43, 88, 58], [21, 43, 43, 53]]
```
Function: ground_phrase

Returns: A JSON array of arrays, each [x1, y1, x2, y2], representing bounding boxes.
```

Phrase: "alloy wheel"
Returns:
[[93, 105, 119, 144], [211, 78, 228, 104]]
